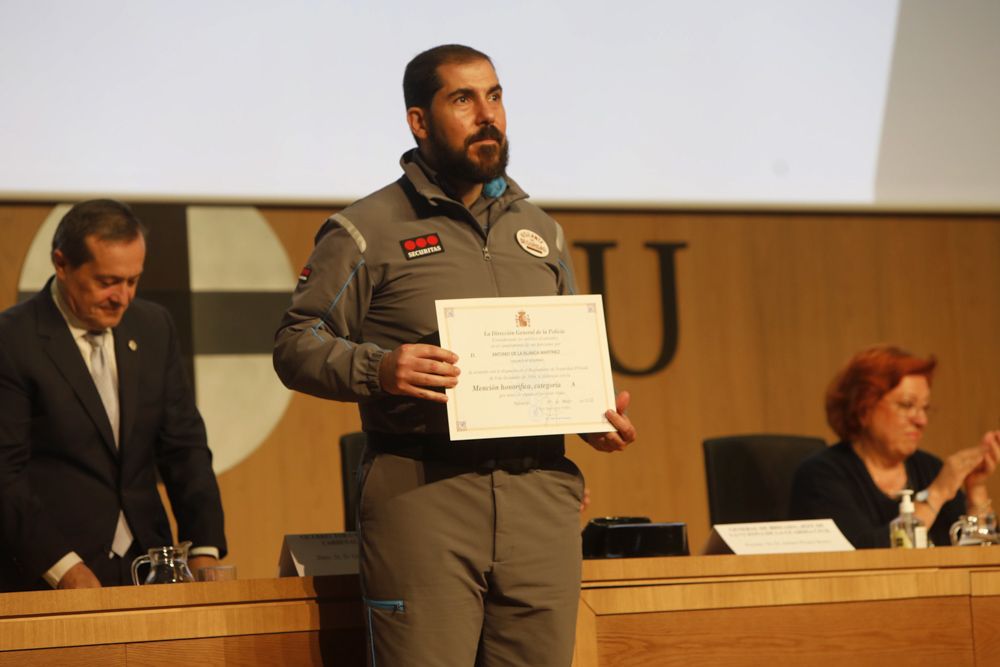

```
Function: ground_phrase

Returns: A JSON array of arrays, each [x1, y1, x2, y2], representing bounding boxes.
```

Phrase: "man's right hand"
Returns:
[[378, 344, 460, 403], [57, 562, 102, 589]]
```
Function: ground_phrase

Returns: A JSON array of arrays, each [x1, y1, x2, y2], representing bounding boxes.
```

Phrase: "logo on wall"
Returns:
[[573, 241, 687, 376], [18, 205, 295, 474]]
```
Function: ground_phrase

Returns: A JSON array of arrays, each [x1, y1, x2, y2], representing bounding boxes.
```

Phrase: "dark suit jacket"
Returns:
[[0, 280, 226, 590]]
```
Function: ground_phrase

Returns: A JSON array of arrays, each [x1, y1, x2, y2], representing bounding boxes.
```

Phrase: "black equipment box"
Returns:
[[582, 517, 688, 559]]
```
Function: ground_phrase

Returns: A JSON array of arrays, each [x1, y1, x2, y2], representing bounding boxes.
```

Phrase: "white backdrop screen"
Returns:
[[1, 1, 996, 207]]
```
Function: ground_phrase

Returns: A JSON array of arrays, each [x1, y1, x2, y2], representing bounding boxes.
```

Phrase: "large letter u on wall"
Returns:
[[573, 241, 687, 376]]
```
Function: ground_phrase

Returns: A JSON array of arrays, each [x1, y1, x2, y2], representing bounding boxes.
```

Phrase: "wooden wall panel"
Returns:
[[554, 211, 1000, 556], [222, 208, 362, 575], [0, 205, 49, 310], [2, 204, 999, 579]]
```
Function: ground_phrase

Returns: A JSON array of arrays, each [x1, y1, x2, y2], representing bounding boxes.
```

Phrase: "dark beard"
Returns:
[[427, 123, 510, 183]]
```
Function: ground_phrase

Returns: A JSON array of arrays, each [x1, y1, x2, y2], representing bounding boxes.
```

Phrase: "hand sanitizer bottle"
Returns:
[[890, 489, 927, 548]]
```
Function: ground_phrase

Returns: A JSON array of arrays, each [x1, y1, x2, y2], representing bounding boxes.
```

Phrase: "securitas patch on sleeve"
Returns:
[[400, 233, 444, 260], [298, 265, 312, 282]]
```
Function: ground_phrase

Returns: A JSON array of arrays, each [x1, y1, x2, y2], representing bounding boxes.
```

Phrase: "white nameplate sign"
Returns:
[[703, 519, 854, 555], [277, 532, 358, 576]]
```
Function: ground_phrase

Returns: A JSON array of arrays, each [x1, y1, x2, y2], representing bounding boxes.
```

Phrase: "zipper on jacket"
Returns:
[[481, 227, 500, 296]]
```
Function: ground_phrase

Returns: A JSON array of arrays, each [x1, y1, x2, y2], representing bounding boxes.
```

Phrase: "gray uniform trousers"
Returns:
[[358, 436, 585, 666]]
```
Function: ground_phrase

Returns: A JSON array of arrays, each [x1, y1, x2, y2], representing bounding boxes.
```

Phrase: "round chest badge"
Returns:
[[516, 229, 550, 258]]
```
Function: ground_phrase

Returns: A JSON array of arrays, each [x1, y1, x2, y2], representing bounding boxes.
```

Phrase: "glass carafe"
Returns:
[[131, 541, 195, 585], [950, 513, 999, 546]]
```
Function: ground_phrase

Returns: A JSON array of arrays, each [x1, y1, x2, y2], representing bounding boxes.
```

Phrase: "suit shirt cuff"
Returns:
[[44, 551, 83, 589], [189, 546, 220, 559]]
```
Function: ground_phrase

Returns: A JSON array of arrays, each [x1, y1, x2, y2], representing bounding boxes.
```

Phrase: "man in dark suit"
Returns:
[[0, 199, 226, 590]]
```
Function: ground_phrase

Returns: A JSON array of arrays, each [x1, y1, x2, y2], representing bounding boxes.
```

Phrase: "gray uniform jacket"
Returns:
[[273, 150, 578, 435]]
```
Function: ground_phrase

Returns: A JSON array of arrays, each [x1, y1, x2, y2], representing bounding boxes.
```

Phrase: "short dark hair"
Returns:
[[825, 345, 937, 442], [403, 44, 493, 110], [51, 199, 147, 268]]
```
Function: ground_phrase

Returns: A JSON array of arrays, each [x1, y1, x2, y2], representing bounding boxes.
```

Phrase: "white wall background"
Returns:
[[1, 1, 996, 208]]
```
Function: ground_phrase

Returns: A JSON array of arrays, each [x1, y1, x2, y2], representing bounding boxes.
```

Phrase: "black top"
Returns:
[[789, 441, 965, 548]]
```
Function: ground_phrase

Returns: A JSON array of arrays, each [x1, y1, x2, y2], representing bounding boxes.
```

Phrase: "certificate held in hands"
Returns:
[[435, 294, 617, 441]]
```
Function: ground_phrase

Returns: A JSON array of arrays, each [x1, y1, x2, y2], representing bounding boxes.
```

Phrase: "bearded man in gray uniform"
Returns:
[[274, 44, 635, 666]]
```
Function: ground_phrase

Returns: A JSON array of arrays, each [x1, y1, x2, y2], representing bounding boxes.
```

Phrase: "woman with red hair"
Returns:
[[790, 345, 1000, 548]]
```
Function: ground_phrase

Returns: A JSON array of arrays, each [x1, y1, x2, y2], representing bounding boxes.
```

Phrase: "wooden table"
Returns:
[[3, 548, 1000, 665], [0, 575, 366, 665], [575, 548, 1000, 666]]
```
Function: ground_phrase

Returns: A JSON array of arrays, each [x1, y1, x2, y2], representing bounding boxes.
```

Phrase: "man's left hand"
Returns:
[[582, 391, 636, 453]]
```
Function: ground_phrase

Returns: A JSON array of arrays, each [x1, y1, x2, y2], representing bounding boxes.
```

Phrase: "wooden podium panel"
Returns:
[[126, 632, 362, 666], [574, 549, 1000, 667], [971, 570, 1000, 661], [3, 549, 1000, 666], [0, 576, 366, 665], [591, 598, 971, 667], [0, 645, 124, 667]]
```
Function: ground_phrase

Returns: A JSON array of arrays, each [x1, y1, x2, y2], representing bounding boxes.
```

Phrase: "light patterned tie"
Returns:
[[83, 331, 134, 558], [84, 332, 119, 446]]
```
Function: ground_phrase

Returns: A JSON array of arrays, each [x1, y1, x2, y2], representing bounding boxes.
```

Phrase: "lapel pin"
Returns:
[[128, 339, 138, 351]]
